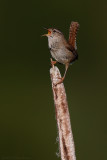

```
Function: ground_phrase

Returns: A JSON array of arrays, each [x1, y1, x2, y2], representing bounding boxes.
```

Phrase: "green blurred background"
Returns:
[[0, 0, 106, 160]]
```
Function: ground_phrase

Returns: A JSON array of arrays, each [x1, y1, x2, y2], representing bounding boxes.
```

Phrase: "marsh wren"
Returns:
[[43, 22, 79, 84]]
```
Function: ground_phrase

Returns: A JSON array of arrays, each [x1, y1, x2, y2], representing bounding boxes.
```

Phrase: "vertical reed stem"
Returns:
[[50, 65, 76, 160]]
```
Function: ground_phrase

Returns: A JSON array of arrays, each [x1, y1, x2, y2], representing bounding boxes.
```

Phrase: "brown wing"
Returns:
[[68, 22, 79, 49], [66, 44, 78, 61]]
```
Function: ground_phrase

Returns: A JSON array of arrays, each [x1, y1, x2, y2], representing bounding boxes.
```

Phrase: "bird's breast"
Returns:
[[50, 46, 70, 64], [48, 38, 76, 64]]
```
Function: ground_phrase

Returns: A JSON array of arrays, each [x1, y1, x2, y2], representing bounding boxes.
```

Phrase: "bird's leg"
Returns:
[[50, 58, 57, 67], [63, 63, 69, 80], [56, 63, 69, 85]]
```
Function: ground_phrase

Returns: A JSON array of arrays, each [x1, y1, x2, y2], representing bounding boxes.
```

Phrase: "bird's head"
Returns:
[[42, 28, 63, 39]]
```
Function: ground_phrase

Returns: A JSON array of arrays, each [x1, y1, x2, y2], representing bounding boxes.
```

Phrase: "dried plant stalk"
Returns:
[[50, 66, 76, 160]]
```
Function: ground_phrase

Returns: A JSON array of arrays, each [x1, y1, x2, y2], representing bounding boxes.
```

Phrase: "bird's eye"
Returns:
[[53, 30, 56, 33]]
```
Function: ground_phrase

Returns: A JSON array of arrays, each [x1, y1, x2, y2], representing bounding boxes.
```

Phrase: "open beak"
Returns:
[[42, 34, 48, 37], [42, 29, 51, 37]]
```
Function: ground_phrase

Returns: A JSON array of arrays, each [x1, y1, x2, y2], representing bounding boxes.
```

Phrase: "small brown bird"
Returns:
[[43, 22, 79, 84]]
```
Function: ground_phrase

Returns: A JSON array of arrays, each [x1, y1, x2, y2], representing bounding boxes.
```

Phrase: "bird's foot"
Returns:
[[55, 77, 65, 86], [50, 58, 57, 67]]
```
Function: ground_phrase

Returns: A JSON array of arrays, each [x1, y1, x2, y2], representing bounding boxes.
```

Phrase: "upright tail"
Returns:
[[68, 22, 79, 50]]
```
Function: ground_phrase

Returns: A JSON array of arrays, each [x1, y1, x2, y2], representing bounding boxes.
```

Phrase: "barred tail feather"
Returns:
[[68, 22, 79, 49]]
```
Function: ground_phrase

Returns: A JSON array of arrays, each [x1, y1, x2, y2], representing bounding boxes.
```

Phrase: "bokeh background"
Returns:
[[0, 0, 107, 160]]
